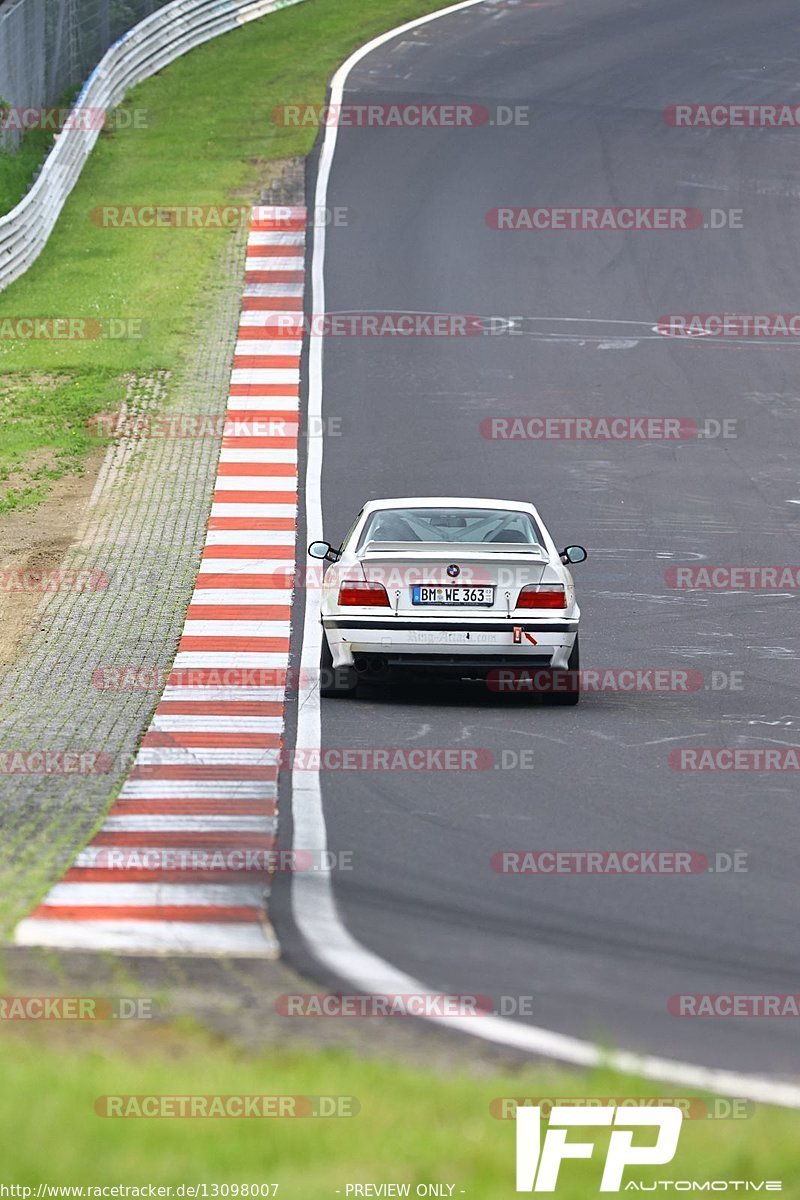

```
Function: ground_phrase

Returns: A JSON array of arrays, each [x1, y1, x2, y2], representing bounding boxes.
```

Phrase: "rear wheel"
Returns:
[[319, 630, 358, 698], [542, 633, 580, 706]]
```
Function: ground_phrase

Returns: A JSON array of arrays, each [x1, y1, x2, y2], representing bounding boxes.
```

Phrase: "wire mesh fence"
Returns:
[[0, 0, 171, 151]]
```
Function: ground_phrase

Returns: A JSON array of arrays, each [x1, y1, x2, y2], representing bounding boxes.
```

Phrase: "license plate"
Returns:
[[412, 585, 495, 606]]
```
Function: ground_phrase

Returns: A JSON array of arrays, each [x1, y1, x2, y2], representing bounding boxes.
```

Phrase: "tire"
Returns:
[[542, 633, 580, 706], [319, 630, 358, 698]]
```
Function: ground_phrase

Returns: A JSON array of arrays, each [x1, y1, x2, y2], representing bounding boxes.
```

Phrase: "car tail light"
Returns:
[[338, 580, 391, 607], [516, 583, 566, 609]]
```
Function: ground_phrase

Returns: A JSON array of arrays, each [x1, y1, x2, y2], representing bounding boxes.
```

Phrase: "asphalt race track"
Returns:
[[282, 0, 800, 1078]]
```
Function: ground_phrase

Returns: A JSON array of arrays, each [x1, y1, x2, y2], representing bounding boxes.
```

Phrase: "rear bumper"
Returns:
[[323, 616, 579, 671]]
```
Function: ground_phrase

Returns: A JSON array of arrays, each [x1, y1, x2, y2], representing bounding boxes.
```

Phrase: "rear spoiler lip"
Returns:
[[360, 540, 549, 560]]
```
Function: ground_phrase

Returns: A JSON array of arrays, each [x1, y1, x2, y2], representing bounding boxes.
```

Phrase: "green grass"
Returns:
[[0, 0, 452, 509], [0, 370, 124, 512], [0, 86, 82, 213], [2, 1022, 800, 1194], [0, 127, 56, 213]]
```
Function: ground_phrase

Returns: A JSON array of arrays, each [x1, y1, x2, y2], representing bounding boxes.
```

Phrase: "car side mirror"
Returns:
[[308, 540, 339, 562], [560, 545, 587, 565]]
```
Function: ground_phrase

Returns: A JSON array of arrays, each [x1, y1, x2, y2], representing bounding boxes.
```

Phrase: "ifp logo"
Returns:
[[516, 1104, 683, 1192]]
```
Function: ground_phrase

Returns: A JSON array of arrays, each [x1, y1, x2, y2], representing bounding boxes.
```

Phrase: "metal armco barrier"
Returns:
[[0, 0, 305, 293]]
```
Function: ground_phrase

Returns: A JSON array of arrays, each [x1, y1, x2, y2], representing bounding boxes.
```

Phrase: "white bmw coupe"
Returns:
[[308, 497, 586, 703]]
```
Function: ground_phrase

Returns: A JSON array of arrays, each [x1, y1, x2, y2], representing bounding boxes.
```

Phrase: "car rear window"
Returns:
[[357, 507, 542, 548]]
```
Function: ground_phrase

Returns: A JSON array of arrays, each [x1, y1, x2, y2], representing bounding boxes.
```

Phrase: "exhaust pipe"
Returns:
[[353, 655, 387, 675]]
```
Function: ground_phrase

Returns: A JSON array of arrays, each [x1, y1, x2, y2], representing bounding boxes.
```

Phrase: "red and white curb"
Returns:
[[15, 205, 306, 955]]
